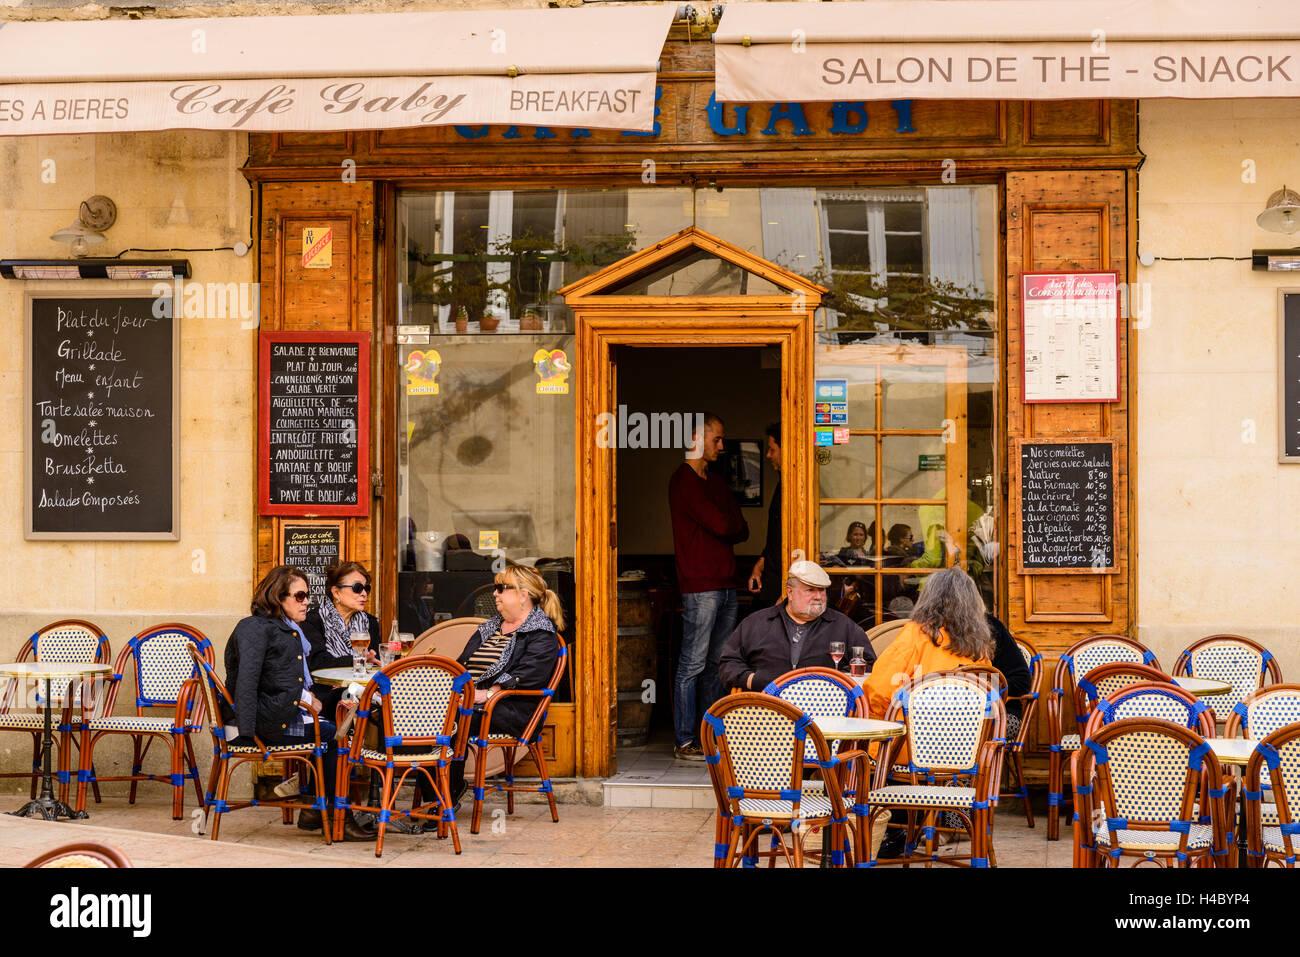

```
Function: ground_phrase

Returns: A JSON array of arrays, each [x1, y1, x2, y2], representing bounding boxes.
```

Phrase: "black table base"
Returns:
[[7, 675, 88, 822]]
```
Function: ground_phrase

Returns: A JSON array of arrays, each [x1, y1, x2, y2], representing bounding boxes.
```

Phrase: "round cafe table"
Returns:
[[1207, 737, 1256, 868], [310, 666, 422, 836], [1172, 676, 1233, 697], [809, 717, 906, 868], [0, 661, 110, 821]]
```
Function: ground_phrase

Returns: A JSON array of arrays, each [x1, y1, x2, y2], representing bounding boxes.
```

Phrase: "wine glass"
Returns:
[[829, 641, 845, 668]]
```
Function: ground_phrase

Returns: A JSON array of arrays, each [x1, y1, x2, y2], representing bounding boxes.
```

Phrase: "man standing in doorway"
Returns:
[[747, 422, 782, 610], [669, 411, 749, 760]]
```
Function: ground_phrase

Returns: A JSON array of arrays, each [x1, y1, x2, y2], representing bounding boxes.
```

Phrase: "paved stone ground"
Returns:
[[0, 792, 1074, 867]]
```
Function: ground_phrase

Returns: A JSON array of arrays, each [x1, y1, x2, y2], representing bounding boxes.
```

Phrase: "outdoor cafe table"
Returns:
[[0, 661, 110, 821], [1172, 676, 1233, 697], [1207, 737, 1255, 868], [810, 717, 906, 868], [309, 665, 421, 835]]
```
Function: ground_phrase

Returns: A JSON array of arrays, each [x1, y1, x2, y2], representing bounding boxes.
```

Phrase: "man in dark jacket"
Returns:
[[746, 422, 783, 611], [669, 412, 749, 759], [719, 561, 876, 692]]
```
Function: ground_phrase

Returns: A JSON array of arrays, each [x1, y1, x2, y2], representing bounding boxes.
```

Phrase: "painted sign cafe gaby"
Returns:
[[0, 75, 656, 135]]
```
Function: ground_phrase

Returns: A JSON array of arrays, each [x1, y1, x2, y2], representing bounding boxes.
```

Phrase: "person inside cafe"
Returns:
[[417, 560, 563, 813], [718, 560, 876, 693], [223, 565, 374, 841], [836, 520, 874, 567], [301, 561, 382, 715], [668, 411, 749, 761], [862, 565, 995, 858], [746, 422, 783, 611]]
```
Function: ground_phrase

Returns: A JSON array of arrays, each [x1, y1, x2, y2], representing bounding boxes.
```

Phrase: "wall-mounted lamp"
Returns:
[[1252, 249, 1300, 272], [1257, 185, 1300, 235], [50, 195, 118, 257], [0, 258, 191, 280]]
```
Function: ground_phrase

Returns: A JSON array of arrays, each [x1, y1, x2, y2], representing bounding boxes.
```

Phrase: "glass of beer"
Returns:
[[399, 632, 415, 657], [350, 633, 370, 678]]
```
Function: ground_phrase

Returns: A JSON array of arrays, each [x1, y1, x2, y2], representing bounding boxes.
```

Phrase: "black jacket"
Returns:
[[459, 625, 559, 739], [987, 613, 1032, 718], [718, 601, 876, 693], [223, 615, 310, 741]]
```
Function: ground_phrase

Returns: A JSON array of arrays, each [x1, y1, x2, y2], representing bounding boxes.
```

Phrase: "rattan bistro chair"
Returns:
[[1223, 685, 1300, 831], [1074, 662, 1182, 726], [23, 842, 132, 868], [1075, 717, 1230, 868], [466, 635, 568, 835], [1244, 724, 1300, 868], [409, 617, 484, 658], [863, 671, 1006, 869], [1174, 635, 1283, 724], [78, 623, 211, 819], [181, 646, 331, 845], [1072, 682, 1221, 867], [999, 638, 1043, 827], [1046, 634, 1160, 840], [339, 654, 474, 857], [701, 692, 862, 868], [0, 620, 109, 807]]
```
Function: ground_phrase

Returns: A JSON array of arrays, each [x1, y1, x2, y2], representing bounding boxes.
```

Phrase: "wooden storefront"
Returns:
[[244, 30, 1141, 783]]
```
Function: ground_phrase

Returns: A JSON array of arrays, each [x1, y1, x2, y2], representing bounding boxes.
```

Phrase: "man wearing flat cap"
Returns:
[[718, 560, 876, 692]]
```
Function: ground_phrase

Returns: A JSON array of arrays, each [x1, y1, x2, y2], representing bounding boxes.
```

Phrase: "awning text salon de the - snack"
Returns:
[[0, 5, 676, 135]]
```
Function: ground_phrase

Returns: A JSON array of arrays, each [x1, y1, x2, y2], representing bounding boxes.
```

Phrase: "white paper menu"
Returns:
[[1021, 272, 1119, 403]]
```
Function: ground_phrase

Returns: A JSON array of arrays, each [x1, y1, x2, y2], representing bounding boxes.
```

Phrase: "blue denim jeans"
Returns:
[[673, 589, 738, 746]]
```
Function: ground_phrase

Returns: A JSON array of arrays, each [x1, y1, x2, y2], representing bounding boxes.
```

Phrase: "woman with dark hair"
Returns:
[[223, 565, 373, 841], [300, 561, 383, 713], [836, 521, 874, 567], [861, 566, 995, 858]]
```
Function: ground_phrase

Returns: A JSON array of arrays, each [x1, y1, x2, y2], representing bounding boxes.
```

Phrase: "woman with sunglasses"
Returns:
[[223, 565, 373, 841], [300, 561, 382, 713], [420, 560, 564, 811]]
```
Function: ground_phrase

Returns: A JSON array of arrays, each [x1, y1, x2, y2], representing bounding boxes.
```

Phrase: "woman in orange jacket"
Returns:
[[862, 566, 996, 857]]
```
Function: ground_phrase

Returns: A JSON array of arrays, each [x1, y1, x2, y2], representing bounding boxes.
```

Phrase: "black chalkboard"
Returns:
[[259, 333, 370, 516], [1280, 293, 1300, 460], [26, 295, 177, 539], [1017, 440, 1115, 572], [280, 522, 344, 608]]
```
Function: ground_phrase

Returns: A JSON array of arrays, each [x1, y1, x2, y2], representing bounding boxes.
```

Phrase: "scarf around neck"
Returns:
[[473, 604, 556, 687], [319, 600, 367, 659]]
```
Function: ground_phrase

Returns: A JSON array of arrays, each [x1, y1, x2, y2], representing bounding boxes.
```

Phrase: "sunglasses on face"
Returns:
[[339, 582, 371, 595], [286, 591, 310, 603], [493, 582, 520, 594]]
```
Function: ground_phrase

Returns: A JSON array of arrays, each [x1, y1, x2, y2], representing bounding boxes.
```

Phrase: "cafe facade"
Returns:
[[2, 2, 1299, 791]]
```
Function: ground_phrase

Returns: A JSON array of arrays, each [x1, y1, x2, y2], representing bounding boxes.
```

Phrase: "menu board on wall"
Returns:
[[1014, 439, 1116, 574], [278, 520, 345, 607], [25, 294, 178, 539], [1278, 291, 1300, 462], [1021, 271, 1120, 403], [258, 331, 370, 516]]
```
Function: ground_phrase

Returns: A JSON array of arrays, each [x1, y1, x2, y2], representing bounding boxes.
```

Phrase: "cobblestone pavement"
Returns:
[[0, 793, 1072, 867]]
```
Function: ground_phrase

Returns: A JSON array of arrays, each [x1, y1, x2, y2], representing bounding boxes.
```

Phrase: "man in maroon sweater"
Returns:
[[668, 412, 749, 759]]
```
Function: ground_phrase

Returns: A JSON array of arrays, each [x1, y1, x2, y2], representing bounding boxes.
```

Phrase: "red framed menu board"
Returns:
[[258, 331, 370, 516], [1021, 271, 1120, 404]]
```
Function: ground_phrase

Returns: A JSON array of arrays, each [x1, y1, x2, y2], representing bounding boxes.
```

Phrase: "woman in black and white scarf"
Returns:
[[301, 561, 383, 713]]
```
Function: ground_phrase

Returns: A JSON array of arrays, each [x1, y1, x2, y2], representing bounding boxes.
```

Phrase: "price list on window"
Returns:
[[1016, 440, 1115, 572]]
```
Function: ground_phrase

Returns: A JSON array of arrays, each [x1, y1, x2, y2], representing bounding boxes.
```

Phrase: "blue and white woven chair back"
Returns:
[[1071, 641, 1145, 682], [136, 629, 201, 705], [1100, 727, 1196, 824], [1016, 641, 1035, 670], [188, 652, 224, 743], [35, 624, 105, 664], [1245, 690, 1300, 741], [1101, 687, 1206, 730], [904, 677, 990, 772], [1185, 641, 1269, 717], [1087, 670, 1159, 708], [385, 664, 458, 743], [720, 705, 800, 793], [770, 676, 855, 762]]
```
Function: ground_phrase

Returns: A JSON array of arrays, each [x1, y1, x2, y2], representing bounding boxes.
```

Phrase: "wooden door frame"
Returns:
[[572, 307, 817, 777]]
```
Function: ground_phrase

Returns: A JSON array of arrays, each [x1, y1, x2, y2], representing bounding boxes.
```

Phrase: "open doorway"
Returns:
[[612, 345, 782, 779]]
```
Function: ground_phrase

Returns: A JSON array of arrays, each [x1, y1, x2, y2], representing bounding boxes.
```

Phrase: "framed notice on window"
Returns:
[[1021, 271, 1120, 404]]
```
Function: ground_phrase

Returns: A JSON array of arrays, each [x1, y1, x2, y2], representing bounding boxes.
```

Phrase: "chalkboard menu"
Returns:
[[1279, 292, 1300, 462], [1015, 439, 1116, 573], [259, 332, 370, 516], [278, 521, 344, 607], [26, 295, 178, 539]]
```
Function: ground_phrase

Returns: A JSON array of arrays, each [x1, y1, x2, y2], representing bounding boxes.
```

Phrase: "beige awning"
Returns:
[[715, 0, 1300, 102], [0, 6, 677, 135]]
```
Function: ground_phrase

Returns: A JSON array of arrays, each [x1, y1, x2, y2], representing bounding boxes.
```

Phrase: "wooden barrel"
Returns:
[[616, 576, 656, 748]]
